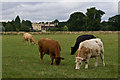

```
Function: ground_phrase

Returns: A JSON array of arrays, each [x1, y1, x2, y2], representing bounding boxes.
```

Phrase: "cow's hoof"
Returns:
[[50, 62, 53, 65]]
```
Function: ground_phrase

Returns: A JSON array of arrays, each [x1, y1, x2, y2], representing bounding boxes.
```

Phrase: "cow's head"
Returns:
[[31, 38, 36, 45], [71, 47, 76, 55], [75, 55, 83, 70], [32, 41, 36, 45], [55, 57, 64, 65]]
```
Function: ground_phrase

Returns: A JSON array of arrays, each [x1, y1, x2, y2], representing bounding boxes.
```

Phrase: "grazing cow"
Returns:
[[38, 38, 64, 66], [71, 34, 96, 55], [23, 33, 36, 45], [75, 38, 105, 69]]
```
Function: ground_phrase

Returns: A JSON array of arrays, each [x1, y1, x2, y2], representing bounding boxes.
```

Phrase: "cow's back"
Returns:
[[79, 39, 102, 49], [77, 35, 96, 44], [78, 39, 102, 56], [24, 33, 33, 39], [75, 35, 96, 49], [38, 38, 60, 55]]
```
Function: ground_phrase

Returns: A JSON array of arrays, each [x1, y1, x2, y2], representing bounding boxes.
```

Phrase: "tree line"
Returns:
[[2, 16, 33, 32], [55, 7, 119, 31], [1, 7, 120, 31]]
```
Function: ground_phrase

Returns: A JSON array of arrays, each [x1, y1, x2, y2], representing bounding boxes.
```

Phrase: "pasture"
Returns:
[[2, 33, 118, 78]]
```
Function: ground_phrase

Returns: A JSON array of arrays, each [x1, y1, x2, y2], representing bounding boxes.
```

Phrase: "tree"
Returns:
[[2, 22, 7, 31], [67, 12, 85, 31], [52, 19, 59, 26], [85, 7, 105, 31], [57, 22, 67, 31], [2, 22, 7, 27], [108, 15, 120, 31], [5, 22, 14, 31], [14, 15, 21, 31], [61, 25, 69, 31], [20, 20, 32, 32]]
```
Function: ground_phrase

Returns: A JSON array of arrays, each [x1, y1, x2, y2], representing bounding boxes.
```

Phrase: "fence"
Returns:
[[1, 31, 119, 35]]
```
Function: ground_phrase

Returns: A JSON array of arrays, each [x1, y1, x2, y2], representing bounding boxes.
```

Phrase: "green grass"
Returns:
[[2, 33, 118, 78]]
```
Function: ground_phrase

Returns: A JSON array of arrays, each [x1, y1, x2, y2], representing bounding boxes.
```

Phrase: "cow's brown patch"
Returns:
[[98, 44, 102, 47], [79, 46, 91, 58], [95, 41, 98, 43], [81, 46, 90, 53], [96, 49, 98, 53], [95, 41, 102, 48]]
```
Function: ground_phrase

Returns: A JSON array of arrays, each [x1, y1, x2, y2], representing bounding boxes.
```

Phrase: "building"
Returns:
[[32, 23, 41, 31], [32, 22, 56, 31]]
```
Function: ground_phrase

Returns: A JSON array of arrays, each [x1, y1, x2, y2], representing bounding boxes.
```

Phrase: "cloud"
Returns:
[[1, 2, 118, 22], [1, 0, 119, 2]]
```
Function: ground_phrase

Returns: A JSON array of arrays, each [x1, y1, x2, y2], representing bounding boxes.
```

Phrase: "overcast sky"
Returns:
[[1, 0, 119, 23]]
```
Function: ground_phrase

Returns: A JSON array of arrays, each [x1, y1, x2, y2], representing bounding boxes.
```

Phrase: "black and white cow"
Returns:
[[71, 34, 96, 55]]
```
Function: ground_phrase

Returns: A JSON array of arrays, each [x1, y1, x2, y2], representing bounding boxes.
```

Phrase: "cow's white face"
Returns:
[[75, 57, 82, 70]]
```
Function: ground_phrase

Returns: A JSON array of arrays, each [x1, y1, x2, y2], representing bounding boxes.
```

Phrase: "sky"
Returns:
[[1, 0, 119, 23]]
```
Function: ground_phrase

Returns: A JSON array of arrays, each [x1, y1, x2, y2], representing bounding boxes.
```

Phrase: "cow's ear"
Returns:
[[60, 57, 64, 60]]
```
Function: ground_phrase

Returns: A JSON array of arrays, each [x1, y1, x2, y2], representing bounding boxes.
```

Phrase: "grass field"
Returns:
[[2, 33, 118, 78]]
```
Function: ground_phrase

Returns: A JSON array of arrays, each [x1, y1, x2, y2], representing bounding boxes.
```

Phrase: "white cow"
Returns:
[[75, 38, 105, 69], [23, 33, 36, 45]]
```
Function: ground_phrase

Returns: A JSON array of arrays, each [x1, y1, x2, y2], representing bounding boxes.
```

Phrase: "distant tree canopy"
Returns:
[[21, 20, 33, 32], [1, 7, 119, 31], [66, 7, 105, 31], [2, 15, 33, 32], [56, 7, 119, 31], [85, 7, 105, 31], [108, 15, 120, 31], [14, 15, 21, 29], [67, 12, 85, 31], [101, 15, 120, 31]]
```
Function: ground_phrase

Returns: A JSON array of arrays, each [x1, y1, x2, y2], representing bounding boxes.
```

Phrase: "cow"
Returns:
[[71, 34, 96, 55], [38, 38, 64, 66], [75, 38, 105, 70], [23, 33, 36, 45]]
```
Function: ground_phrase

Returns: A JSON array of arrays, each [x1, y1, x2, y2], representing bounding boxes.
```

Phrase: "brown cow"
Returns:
[[38, 38, 64, 65], [23, 33, 36, 45]]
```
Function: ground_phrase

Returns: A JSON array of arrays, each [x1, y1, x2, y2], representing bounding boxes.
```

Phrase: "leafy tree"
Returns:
[[108, 15, 120, 31], [0, 22, 2, 32], [67, 12, 85, 31], [2, 26, 5, 31], [2, 22, 7, 27], [52, 19, 59, 26], [5, 22, 14, 31], [11, 20, 16, 31], [20, 20, 32, 32], [14, 15, 21, 30], [85, 7, 105, 31], [50, 27, 59, 31], [61, 25, 69, 31], [57, 22, 67, 30]]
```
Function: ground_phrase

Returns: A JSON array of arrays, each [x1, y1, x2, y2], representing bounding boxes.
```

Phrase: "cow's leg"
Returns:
[[85, 54, 91, 69], [38, 47, 44, 63], [24, 40, 26, 45], [95, 57, 98, 67], [24, 37, 26, 45], [100, 52, 105, 67], [49, 54, 54, 65], [85, 59, 89, 69], [28, 39, 31, 46], [50, 58, 54, 65], [40, 52, 45, 63], [26, 41, 28, 45]]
